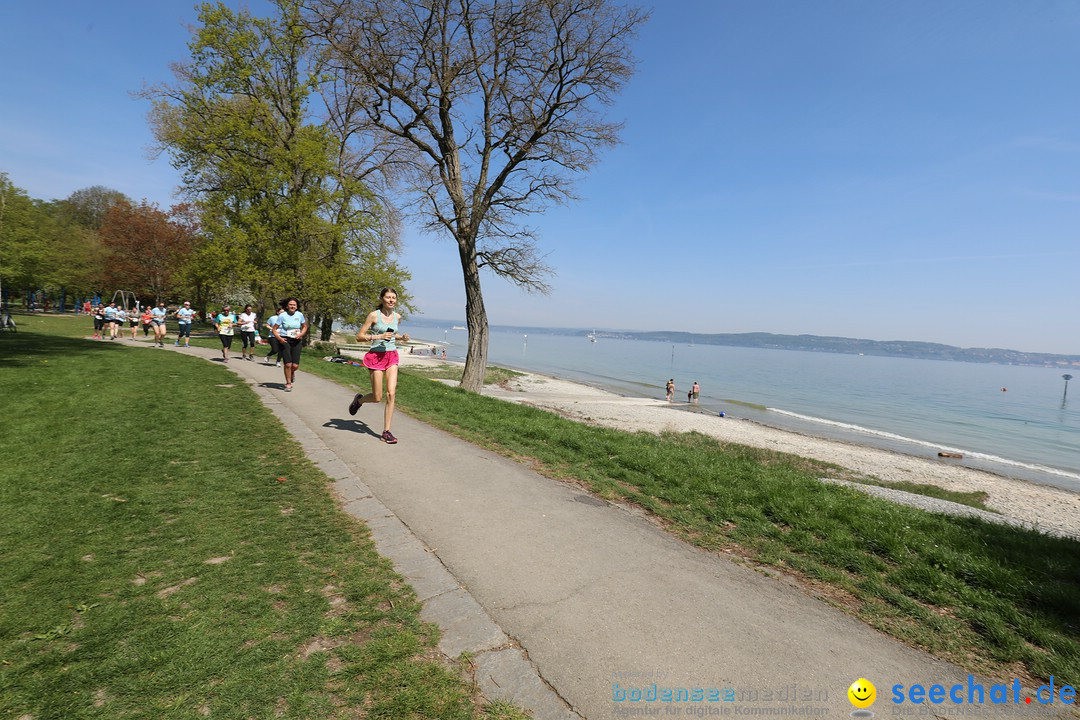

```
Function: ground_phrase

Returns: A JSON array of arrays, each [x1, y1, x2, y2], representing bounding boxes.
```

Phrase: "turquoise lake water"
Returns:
[[436, 329, 1080, 492]]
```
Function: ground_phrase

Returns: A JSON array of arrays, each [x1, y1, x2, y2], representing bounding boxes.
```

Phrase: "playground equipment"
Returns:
[[110, 290, 140, 312]]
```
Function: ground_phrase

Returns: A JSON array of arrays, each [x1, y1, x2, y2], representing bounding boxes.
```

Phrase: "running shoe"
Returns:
[[348, 393, 364, 415], [381, 430, 398, 444], [285, 384, 293, 392]]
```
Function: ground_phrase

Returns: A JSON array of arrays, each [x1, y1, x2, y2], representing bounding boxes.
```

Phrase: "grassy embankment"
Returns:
[[303, 350, 1080, 688], [0, 314, 526, 720]]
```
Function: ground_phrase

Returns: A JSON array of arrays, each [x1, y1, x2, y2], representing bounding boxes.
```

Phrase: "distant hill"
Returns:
[[407, 318, 1080, 368]]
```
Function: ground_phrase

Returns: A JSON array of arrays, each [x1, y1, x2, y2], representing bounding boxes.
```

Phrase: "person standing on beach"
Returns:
[[692, 381, 700, 404], [665, 379, 674, 403], [348, 287, 410, 444], [272, 297, 308, 392], [214, 305, 237, 362]]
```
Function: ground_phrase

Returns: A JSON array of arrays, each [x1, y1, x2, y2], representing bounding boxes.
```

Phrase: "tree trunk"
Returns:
[[459, 241, 489, 393], [320, 314, 334, 342]]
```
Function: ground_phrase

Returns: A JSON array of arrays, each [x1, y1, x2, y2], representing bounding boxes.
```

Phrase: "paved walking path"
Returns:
[[153, 343, 1052, 719]]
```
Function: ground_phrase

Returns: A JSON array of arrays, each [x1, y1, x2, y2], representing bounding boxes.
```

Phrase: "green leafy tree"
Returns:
[[0, 175, 47, 302], [59, 186, 129, 231], [309, 0, 647, 390], [54, 186, 130, 298], [0, 179, 127, 306], [146, 0, 405, 336]]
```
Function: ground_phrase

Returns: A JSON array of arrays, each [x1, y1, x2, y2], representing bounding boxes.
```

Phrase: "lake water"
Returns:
[[437, 329, 1080, 492]]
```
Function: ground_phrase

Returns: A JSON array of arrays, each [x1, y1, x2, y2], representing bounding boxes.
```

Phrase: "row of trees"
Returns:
[[146, 0, 645, 390], [145, 1, 409, 341], [3, 0, 644, 387], [0, 178, 196, 309]]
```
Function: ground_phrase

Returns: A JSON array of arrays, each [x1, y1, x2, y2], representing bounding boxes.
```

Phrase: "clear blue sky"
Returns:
[[3, 1, 1078, 354]]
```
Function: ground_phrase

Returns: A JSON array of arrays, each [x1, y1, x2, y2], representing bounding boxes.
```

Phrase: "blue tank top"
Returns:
[[370, 312, 398, 352]]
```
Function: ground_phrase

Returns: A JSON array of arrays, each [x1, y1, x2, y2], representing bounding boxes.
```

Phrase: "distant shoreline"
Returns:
[[406, 318, 1080, 369], [414, 340, 1080, 493], [397, 343, 1080, 540]]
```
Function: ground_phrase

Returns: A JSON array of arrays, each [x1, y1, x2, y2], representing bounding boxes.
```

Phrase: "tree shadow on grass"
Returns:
[[1, 331, 138, 368]]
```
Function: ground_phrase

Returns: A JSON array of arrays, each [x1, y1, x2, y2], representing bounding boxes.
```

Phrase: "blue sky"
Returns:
[[2, 1, 1078, 354]]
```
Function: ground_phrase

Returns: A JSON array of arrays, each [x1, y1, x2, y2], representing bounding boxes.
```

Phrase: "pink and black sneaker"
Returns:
[[381, 430, 398, 444]]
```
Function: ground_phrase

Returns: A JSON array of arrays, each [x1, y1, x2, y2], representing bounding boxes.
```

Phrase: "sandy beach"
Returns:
[[396, 349, 1080, 540]]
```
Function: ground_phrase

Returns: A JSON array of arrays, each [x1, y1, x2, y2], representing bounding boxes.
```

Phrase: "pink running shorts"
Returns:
[[363, 350, 399, 371]]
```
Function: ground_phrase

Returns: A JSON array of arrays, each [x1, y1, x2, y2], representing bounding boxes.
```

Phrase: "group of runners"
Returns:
[[89, 301, 170, 345], [86, 288, 407, 444]]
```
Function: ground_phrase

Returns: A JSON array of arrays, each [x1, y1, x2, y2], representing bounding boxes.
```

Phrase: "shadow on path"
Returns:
[[323, 417, 381, 440]]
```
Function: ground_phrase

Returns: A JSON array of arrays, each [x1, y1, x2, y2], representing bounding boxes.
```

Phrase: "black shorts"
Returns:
[[219, 334, 234, 349], [280, 337, 303, 365], [240, 330, 256, 348], [93, 318, 104, 330], [177, 324, 191, 338]]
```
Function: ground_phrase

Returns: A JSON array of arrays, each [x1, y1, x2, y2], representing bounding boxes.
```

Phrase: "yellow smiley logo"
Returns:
[[848, 678, 876, 709]]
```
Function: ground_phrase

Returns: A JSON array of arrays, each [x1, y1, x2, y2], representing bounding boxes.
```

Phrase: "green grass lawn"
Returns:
[[301, 351, 1080, 687], [0, 315, 526, 720]]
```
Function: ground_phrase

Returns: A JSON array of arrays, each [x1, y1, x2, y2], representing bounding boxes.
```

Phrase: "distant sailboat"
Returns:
[[451, 325, 466, 331], [587, 330, 597, 343]]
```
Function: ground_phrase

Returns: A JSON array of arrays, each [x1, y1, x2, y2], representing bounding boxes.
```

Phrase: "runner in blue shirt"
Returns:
[[174, 301, 195, 347], [264, 307, 283, 366], [151, 302, 169, 347], [104, 302, 120, 340], [116, 307, 129, 340], [270, 297, 308, 392]]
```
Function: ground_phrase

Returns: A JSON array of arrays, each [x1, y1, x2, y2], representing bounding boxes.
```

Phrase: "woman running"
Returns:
[[92, 304, 105, 340], [174, 300, 195, 347], [271, 298, 307, 392], [264, 304, 283, 366], [348, 287, 409, 444], [140, 306, 153, 337], [128, 307, 139, 340], [214, 305, 237, 362], [151, 301, 169, 347], [238, 304, 258, 361]]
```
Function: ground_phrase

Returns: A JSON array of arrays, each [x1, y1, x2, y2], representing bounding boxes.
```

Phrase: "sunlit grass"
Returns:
[[0, 318, 529, 720]]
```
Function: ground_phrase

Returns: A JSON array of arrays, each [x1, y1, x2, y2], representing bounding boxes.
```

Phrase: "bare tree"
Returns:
[[307, 0, 647, 391]]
